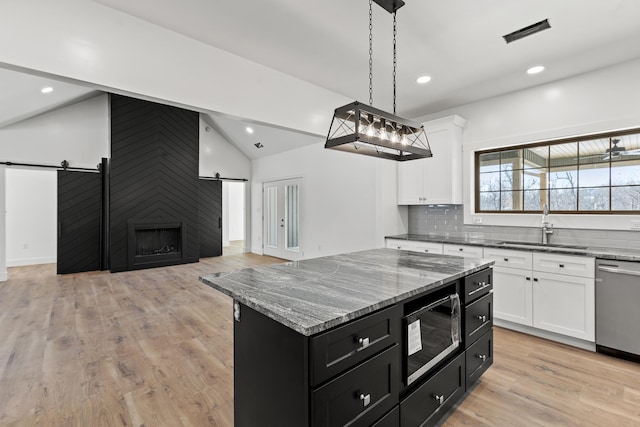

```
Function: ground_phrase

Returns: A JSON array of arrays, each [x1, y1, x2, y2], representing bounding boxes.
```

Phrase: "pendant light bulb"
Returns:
[[366, 114, 375, 137], [379, 118, 388, 140]]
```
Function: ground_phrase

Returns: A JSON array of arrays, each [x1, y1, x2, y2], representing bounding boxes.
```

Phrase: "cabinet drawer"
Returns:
[[413, 242, 444, 255], [483, 247, 532, 269], [386, 239, 415, 251], [372, 407, 399, 427], [311, 305, 400, 387], [443, 244, 484, 258], [533, 253, 595, 278], [465, 292, 493, 347], [463, 268, 493, 304], [466, 329, 493, 389], [400, 352, 465, 427], [312, 345, 399, 427]]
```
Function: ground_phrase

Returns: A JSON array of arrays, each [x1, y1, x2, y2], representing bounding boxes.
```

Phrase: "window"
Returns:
[[476, 130, 640, 213]]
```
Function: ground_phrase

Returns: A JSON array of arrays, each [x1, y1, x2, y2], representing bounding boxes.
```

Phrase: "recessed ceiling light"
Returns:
[[246, 127, 254, 134], [416, 75, 431, 84], [527, 65, 545, 75], [41, 87, 54, 94]]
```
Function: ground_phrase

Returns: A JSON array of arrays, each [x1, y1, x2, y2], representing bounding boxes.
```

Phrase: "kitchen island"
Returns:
[[200, 248, 494, 427]]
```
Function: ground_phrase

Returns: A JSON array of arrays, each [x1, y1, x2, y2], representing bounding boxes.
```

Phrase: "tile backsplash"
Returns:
[[408, 205, 640, 250]]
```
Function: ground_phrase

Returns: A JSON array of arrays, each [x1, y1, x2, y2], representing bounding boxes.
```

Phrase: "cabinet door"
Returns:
[[443, 244, 483, 258], [493, 267, 533, 326], [397, 158, 426, 205], [532, 271, 595, 341], [421, 127, 460, 204]]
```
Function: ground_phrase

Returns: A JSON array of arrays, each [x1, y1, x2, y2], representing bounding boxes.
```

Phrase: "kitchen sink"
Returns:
[[497, 241, 589, 251]]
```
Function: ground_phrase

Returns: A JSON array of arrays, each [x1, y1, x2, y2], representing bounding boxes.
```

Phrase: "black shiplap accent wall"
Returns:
[[109, 94, 200, 272]]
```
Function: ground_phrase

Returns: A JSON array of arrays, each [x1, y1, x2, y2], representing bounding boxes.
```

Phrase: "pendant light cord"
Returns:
[[393, 11, 397, 115], [369, 0, 373, 106]]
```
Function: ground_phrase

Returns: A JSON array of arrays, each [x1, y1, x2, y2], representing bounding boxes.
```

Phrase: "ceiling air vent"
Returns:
[[503, 19, 551, 44]]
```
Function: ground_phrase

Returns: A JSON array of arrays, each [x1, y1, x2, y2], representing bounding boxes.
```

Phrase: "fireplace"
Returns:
[[128, 220, 186, 269]]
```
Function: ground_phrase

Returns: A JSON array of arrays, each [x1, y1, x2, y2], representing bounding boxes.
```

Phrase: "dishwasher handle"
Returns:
[[597, 265, 640, 277]]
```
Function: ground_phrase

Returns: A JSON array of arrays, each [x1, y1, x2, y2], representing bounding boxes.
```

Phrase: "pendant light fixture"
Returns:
[[325, 0, 432, 161]]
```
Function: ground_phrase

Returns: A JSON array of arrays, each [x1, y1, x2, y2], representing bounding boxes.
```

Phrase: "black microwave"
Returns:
[[403, 290, 461, 385]]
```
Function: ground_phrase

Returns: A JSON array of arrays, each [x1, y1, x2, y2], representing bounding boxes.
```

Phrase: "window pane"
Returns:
[[579, 138, 610, 165], [611, 134, 640, 162], [524, 190, 542, 211], [501, 190, 515, 210], [611, 160, 640, 185], [550, 142, 578, 168], [479, 153, 501, 174], [523, 168, 544, 190], [285, 184, 299, 250], [266, 187, 278, 248], [479, 192, 501, 211], [549, 188, 577, 210], [501, 149, 522, 171], [479, 172, 501, 192], [549, 167, 578, 189], [578, 187, 610, 211], [523, 146, 548, 169], [612, 186, 640, 210], [578, 162, 609, 187], [501, 169, 517, 191]]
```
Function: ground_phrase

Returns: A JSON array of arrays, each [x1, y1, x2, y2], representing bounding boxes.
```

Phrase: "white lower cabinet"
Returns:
[[443, 244, 483, 258], [486, 248, 595, 343], [493, 266, 533, 326], [532, 271, 595, 341]]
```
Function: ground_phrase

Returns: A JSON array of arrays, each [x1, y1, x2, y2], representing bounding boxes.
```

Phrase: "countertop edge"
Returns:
[[386, 234, 640, 261]]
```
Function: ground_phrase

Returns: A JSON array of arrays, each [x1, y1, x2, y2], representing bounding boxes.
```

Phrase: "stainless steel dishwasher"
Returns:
[[595, 259, 640, 362]]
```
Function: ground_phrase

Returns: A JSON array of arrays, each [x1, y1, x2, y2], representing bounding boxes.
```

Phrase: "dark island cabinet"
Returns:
[[233, 267, 493, 427]]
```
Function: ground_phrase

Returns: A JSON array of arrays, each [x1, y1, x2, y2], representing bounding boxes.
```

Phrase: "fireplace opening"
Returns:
[[135, 227, 181, 256], [128, 220, 186, 269]]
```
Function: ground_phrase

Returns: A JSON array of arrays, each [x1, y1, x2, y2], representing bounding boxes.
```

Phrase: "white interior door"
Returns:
[[263, 178, 302, 260]]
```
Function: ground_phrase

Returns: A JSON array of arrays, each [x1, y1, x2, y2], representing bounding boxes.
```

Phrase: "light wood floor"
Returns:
[[1, 254, 639, 426]]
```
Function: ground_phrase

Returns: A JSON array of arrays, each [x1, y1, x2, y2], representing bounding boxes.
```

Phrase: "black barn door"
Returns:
[[199, 179, 223, 258], [57, 170, 102, 274]]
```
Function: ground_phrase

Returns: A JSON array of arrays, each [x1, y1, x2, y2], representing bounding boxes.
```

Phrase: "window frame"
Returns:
[[475, 128, 640, 214]]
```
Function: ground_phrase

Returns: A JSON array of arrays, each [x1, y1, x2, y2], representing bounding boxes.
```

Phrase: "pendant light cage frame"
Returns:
[[324, 0, 433, 161]]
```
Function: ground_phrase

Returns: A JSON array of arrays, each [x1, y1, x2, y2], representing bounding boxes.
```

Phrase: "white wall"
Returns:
[[0, 94, 109, 168], [199, 118, 250, 179], [228, 181, 245, 241], [251, 142, 407, 258], [0, 0, 349, 137], [6, 168, 57, 266], [0, 95, 109, 277], [416, 58, 640, 231]]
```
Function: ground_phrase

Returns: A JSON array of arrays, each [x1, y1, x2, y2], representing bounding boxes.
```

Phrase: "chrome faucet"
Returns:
[[542, 203, 554, 244]]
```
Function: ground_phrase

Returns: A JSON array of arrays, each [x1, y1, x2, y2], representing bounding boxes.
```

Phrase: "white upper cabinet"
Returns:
[[398, 115, 466, 205]]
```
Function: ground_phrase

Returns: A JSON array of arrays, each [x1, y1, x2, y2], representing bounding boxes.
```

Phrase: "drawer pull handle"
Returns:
[[504, 258, 509, 262], [397, 246, 402, 249], [533, 278, 539, 282], [477, 354, 487, 362], [526, 277, 531, 281], [476, 315, 487, 323], [433, 394, 444, 405], [459, 248, 464, 251], [360, 393, 371, 407], [559, 264, 565, 268], [358, 337, 370, 350], [424, 249, 429, 253]]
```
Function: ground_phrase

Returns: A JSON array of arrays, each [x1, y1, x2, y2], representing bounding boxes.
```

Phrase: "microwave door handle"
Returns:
[[451, 294, 461, 344]]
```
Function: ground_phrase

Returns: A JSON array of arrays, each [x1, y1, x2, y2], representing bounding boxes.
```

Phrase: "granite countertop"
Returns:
[[200, 248, 494, 336], [386, 234, 640, 262]]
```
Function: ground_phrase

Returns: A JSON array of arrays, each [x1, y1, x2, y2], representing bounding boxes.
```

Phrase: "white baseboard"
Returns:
[[0, 270, 7, 282], [251, 246, 263, 255], [7, 256, 57, 267]]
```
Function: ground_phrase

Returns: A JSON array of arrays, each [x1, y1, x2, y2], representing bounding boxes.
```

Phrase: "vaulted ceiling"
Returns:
[[3, 0, 640, 158]]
